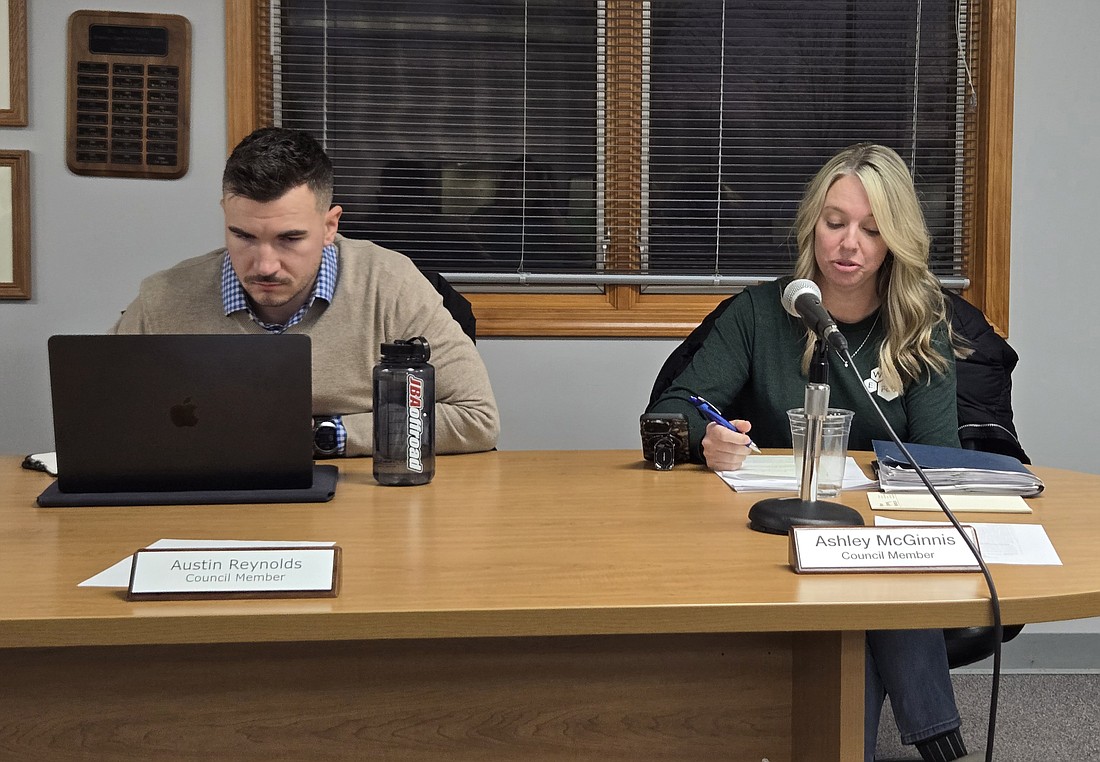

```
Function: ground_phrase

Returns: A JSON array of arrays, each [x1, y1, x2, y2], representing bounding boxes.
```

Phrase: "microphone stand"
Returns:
[[747, 339, 864, 534]]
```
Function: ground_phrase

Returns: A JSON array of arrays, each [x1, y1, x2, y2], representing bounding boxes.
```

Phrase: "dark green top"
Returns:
[[650, 279, 960, 461]]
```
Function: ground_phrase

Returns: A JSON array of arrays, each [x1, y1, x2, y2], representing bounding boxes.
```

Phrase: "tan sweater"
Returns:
[[112, 236, 499, 455]]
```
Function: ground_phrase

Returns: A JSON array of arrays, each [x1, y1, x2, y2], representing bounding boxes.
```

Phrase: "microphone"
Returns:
[[782, 279, 848, 353]]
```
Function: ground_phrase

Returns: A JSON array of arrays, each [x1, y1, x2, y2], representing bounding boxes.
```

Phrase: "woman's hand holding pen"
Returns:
[[687, 394, 760, 471], [701, 419, 755, 472]]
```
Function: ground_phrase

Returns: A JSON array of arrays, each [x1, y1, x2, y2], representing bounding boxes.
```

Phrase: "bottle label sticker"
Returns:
[[407, 374, 426, 472]]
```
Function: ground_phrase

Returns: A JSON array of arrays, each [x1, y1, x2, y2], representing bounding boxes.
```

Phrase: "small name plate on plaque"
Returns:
[[790, 526, 981, 574], [127, 546, 340, 600]]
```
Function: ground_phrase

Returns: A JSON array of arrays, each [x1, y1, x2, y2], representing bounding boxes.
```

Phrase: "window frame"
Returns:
[[224, 0, 1016, 338]]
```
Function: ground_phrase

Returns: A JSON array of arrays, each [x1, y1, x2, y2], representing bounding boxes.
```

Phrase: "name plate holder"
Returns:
[[789, 525, 981, 574], [127, 546, 340, 600]]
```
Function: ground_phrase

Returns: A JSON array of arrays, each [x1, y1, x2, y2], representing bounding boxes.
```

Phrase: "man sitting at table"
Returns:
[[111, 126, 499, 458]]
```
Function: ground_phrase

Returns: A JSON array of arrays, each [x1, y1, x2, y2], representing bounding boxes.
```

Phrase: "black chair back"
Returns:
[[420, 270, 477, 343]]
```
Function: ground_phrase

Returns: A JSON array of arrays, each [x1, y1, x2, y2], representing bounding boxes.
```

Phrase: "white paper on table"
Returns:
[[79, 539, 337, 587], [717, 454, 876, 493], [874, 515, 1061, 565], [867, 491, 1032, 514], [26, 451, 58, 475]]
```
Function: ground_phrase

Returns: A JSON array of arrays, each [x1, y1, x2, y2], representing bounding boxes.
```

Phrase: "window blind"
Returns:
[[273, 0, 598, 274], [646, 0, 972, 280], [266, 0, 975, 284]]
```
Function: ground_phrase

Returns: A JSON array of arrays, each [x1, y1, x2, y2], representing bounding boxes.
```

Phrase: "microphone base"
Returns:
[[748, 497, 865, 535]]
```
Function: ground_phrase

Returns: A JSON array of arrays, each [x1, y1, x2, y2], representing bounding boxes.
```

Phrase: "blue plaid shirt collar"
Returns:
[[221, 243, 339, 332]]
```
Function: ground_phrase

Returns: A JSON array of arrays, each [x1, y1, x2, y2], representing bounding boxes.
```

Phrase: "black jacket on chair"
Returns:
[[945, 290, 1029, 464]]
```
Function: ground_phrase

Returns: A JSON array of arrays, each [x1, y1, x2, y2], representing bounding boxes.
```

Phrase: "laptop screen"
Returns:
[[48, 334, 314, 493]]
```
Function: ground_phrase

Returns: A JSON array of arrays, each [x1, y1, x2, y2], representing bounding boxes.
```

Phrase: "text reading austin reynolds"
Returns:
[[170, 557, 304, 583]]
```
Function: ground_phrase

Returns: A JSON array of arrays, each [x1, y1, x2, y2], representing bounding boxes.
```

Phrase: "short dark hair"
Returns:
[[221, 127, 334, 208]]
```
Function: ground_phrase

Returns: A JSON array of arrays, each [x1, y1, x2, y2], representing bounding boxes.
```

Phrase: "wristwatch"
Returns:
[[312, 417, 340, 458]]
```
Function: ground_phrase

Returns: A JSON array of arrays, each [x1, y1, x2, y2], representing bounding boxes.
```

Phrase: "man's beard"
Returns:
[[245, 276, 303, 307]]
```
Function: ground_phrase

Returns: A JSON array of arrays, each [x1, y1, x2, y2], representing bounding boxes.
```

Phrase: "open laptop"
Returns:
[[38, 334, 337, 506]]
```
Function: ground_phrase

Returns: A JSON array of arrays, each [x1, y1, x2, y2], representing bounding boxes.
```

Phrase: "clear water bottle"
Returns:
[[373, 337, 435, 486]]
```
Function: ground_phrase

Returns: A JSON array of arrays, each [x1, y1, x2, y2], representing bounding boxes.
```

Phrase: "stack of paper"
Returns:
[[872, 440, 1045, 497], [717, 455, 876, 493]]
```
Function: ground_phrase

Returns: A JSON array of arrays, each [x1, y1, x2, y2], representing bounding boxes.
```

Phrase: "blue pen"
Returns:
[[688, 395, 762, 454]]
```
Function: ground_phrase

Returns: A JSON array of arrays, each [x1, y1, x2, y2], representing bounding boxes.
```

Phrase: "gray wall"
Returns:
[[990, 0, 1100, 657], [0, 1, 1095, 666], [1010, 0, 1100, 476], [0, 0, 227, 454]]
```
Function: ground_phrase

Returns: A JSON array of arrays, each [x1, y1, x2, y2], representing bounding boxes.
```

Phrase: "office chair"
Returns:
[[942, 289, 1029, 668], [419, 269, 477, 343]]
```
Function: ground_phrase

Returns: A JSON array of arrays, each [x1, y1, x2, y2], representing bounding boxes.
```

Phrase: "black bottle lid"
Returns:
[[379, 336, 431, 363]]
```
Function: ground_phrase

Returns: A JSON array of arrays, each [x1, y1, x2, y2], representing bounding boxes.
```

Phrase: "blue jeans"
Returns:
[[865, 628, 962, 761]]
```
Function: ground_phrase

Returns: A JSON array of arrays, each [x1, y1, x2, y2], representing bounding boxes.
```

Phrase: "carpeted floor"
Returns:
[[875, 673, 1100, 761]]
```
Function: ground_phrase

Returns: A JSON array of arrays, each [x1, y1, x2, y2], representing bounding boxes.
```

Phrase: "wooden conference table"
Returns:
[[2, 451, 1099, 762]]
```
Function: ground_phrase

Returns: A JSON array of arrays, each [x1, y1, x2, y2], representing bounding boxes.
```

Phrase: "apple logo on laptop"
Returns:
[[170, 397, 199, 427]]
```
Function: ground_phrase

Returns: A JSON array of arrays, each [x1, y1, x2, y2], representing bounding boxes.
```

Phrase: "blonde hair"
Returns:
[[792, 143, 953, 393]]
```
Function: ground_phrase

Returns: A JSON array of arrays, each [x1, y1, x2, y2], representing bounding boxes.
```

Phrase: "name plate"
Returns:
[[127, 546, 340, 600], [789, 526, 981, 574]]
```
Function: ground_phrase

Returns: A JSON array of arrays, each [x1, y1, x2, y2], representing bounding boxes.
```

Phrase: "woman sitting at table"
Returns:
[[649, 142, 981, 762]]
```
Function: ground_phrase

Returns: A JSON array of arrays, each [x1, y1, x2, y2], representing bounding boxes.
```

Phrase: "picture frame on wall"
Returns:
[[0, 0, 27, 126], [0, 149, 29, 299]]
